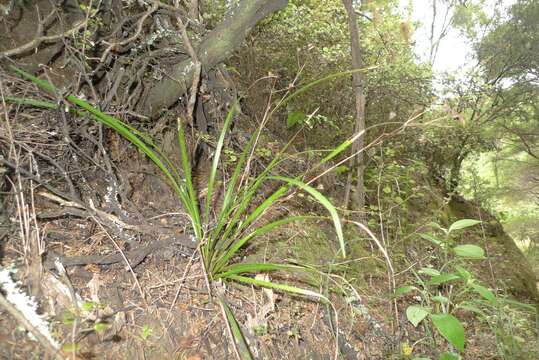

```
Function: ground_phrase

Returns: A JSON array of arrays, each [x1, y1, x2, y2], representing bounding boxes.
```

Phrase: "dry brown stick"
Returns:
[[0, 158, 169, 241], [43, 235, 195, 270], [0, 19, 87, 58], [0, 293, 60, 358], [93, 220, 147, 301], [148, 0, 187, 15], [166, 246, 200, 319], [38, 190, 137, 231], [99, 3, 159, 63], [174, 1, 201, 123]]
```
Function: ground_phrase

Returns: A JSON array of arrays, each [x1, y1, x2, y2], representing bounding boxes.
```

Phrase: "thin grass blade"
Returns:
[[212, 133, 258, 242], [11, 66, 204, 233], [321, 129, 366, 164], [204, 101, 238, 225], [272, 66, 377, 115], [270, 176, 345, 258], [219, 298, 253, 360], [217, 262, 305, 278], [5, 96, 59, 109], [177, 117, 201, 238], [213, 216, 317, 273], [226, 275, 329, 303]]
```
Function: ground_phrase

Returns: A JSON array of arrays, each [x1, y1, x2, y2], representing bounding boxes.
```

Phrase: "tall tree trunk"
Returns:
[[342, 0, 366, 220], [139, 0, 288, 118]]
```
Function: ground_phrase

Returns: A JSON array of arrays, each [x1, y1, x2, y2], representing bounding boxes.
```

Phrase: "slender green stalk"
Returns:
[[12, 64, 349, 296], [219, 298, 253, 360]]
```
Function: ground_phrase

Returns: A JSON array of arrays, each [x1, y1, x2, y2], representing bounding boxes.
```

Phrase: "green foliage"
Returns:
[[407, 305, 430, 327], [459, 295, 539, 359], [460, 150, 539, 248], [12, 66, 349, 280], [219, 297, 253, 360], [12, 67, 361, 359], [140, 324, 152, 341], [477, 0, 539, 84], [61, 343, 80, 353], [286, 110, 306, 128], [431, 314, 465, 352], [447, 219, 482, 233], [399, 219, 487, 353], [93, 322, 108, 332], [399, 214, 538, 357], [232, 0, 431, 151], [452, 244, 484, 259]]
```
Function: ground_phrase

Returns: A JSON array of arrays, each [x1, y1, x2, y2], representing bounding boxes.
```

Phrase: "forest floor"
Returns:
[[0, 3, 538, 356], [1, 72, 538, 359]]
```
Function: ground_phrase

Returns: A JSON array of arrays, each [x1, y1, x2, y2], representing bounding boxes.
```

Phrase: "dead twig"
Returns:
[[43, 235, 194, 270], [0, 293, 61, 358], [99, 3, 159, 63], [173, 0, 202, 123], [0, 18, 87, 58], [93, 220, 146, 301]]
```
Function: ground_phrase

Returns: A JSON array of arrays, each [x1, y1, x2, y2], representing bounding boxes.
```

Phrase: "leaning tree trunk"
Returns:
[[140, 0, 288, 118], [342, 0, 366, 220]]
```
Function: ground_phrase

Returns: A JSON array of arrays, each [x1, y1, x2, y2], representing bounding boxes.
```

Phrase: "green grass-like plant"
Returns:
[[9, 66, 377, 292], [11, 66, 376, 358]]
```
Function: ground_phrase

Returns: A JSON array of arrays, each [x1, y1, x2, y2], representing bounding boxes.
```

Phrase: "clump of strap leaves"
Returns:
[[10, 65, 376, 359]]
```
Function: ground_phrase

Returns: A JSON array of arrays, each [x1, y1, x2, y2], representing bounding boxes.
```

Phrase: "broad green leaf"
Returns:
[[286, 110, 305, 128], [429, 222, 447, 233], [471, 283, 497, 306], [418, 233, 443, 246], [428, 273, 461, 286], [431, 313, 465, 352], [406, 305, 430, 327], [219, 297, 253, 360], [419, 268, 441, 277], [454, 265, 472, 281], [448, 219, 481, 233], [453, 244, 485, 259], [394, 285, 417, 297]]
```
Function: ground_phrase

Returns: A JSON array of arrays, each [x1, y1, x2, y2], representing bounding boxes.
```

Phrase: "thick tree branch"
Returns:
[[140, 0, 288, 117], [342, 0, 366, 218]]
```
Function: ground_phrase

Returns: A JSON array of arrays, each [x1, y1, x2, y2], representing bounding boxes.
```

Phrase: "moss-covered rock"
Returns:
[[449, 196, 539, 305]]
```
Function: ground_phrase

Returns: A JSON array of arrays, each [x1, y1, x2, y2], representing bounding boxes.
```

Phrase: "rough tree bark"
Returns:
[[140, 0, 288, 117], [342, 0, 366, 219]]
